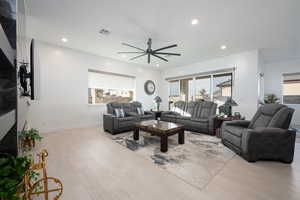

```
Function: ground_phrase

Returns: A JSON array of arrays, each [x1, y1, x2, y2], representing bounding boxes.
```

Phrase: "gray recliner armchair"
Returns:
[[103, 101, 154, 134], [221, 104, 296, 163]]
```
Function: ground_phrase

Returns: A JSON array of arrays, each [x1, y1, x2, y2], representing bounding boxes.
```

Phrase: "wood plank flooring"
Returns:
[[33, 127, 300, 200]]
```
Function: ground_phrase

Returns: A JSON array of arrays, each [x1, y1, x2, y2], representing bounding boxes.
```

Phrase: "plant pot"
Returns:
[[22, 136, 35, 150]]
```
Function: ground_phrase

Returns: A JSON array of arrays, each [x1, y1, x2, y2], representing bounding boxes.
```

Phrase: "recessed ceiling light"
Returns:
[[220, 45, 227, 50], [61, 37, 68, 43], [121, 54, 127, 58], [156, 64, 159, 67], [191, 19, 199, 25]]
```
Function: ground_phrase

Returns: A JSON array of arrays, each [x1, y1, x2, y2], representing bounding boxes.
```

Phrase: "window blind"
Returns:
[[88, 71, 135, 90], [169, 80, 180, 96]]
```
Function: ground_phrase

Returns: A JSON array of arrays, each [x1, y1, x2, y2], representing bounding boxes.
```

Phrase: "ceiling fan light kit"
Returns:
[[118, 38, 181, 64]]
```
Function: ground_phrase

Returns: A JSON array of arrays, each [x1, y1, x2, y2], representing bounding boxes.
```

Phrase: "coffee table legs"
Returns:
[[161, 135, 168, 152], [134, 128, 184, 153], [133, 128, 139, 140], [178, 129, 185, 144]]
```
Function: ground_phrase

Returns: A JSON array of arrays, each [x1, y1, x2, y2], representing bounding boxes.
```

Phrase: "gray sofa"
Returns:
[[221, 104, 296, 163], [103, 101, 154, 134], [161, 101, 217, 135]]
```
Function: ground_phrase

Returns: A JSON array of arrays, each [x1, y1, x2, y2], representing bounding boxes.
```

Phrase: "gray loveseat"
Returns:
[[221, 104, 296, 163], [103, 101, 154, 134], [161, 101, 217, 135]]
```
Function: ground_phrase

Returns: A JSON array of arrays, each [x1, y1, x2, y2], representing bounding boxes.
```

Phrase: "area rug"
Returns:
[[106, 131, 235, 189]]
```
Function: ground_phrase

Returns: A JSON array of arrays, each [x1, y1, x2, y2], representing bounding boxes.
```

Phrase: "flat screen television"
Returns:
[[19, 39, 35, 100], [30, 39, 34, 100]]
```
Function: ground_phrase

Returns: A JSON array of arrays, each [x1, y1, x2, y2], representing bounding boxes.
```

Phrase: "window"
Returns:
[[88, 71, 135, 104], [169, 80, 180, 103], [283, 73, 300, 104], [213, 73, 232, 106], [168, 72, 233, 106], [180, 78, 193, 101], [195, 76, 211, 101]]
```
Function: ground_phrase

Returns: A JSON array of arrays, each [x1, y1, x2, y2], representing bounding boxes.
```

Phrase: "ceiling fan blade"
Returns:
[[117, 52, 145, 54], [130, 53, 147, 60], [152, 54, 168, 62], [148, 53, 150, 64], [154, 52, 181, 56], [122, 43, 145, 52], [153, 44, 177, 52]]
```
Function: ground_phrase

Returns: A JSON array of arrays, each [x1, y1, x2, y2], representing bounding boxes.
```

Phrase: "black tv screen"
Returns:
[[30, 39, 34, 100]]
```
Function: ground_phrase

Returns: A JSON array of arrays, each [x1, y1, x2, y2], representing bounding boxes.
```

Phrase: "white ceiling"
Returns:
[[25, 0, 300, 69]]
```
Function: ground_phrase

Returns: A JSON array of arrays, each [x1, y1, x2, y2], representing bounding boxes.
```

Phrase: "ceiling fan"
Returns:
[[118, 38, 181, 64]]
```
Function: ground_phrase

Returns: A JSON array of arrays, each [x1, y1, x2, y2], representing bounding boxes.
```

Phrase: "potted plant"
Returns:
[[154, 96, 162, 111], [0, 155, 31, 200], [264, 94, 279, 104], [20, 128, 42, 150]]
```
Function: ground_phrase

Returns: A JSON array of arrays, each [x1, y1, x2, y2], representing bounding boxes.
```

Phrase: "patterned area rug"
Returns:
[[106, 131, 235, 189]]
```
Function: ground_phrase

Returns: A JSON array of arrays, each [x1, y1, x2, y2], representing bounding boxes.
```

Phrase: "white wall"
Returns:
[[28, 42, 160, 133], [262, 59, 300, 128], [159, 50, 259, 120]]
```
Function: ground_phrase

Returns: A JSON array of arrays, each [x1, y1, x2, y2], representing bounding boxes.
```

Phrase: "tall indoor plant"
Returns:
[[0, 155, 31, 200]]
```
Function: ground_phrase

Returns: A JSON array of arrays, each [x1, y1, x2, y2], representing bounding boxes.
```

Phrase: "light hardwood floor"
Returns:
[[34, 127, 300, 200]]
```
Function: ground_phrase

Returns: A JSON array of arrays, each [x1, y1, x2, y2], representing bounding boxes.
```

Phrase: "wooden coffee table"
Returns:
[[134, 120, 185, 153]]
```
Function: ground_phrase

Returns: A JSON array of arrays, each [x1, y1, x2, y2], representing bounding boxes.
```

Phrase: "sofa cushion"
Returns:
[[184, 102, 197, 117], [193, 101, 216, 119], [248, 104, 289, 129], [107, 102, 122, 114], [191, 118, 208, 123], [178, 119, 208, 131], [139, 114, 153, 121], [122, 103, 135, 115], [163, 114, 179, 119], [222, 130, 242, 148], [223, 124, 244, 137], [178, 116, 191, 120], [172, 101, 186, 115], [117, 116, 136, 122], [260, 104, 285, 115]]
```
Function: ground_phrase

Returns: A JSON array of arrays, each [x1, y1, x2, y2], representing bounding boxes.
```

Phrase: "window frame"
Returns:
[[282, 72, 300, 105], [168, 71, 234, 103], [88, 87, 136, 105], [88, 70, 136, 105]]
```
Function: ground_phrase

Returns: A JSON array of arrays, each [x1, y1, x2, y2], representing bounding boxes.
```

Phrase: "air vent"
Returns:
[[99, 28, 111, 36]]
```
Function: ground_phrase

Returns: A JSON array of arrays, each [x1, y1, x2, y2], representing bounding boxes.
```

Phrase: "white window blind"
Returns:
[[169, 81, 180, 96], [88, 71, 135, 90]]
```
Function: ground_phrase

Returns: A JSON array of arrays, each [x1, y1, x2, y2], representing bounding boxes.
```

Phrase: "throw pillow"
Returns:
[[119, 108, 125, 117], [114, 108, 125, 118], [137, 107, 144, 115]]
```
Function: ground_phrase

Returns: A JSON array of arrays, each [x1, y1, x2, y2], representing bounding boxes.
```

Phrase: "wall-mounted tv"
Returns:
[[19, 39, 35, 100]]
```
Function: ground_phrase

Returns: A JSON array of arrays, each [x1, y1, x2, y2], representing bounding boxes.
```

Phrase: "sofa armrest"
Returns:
[[126, 112, 138, 117], [241, 127, 296, 162], [224, 120, 251, 128], [103, 114, 117, 132], [208, 115, 217, 134]]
